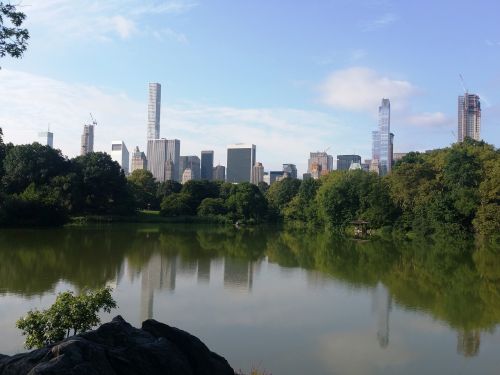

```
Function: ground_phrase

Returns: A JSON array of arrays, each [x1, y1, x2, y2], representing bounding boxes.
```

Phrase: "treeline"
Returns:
[[0, 134, 498, 238]]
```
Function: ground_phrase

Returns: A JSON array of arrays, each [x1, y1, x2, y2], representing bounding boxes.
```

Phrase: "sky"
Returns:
[[0, 0, 499, 175]]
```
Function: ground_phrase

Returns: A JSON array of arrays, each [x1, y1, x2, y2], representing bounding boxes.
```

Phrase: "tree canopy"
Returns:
[[0, 2, 29, 65]]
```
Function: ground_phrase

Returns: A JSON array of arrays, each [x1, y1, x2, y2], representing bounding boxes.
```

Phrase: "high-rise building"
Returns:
[[282, 164, 297, 179], [147, 139, 180, 182], [269, 171, 284, 185], [371, 98, 392, 176], [226, 144, 256, 183], [80, 124, 94, 155], [302, 173, 312, 180], [38, 131, 54, 148], [110, 141, 129, 174], [179, 155, 201, 181], [201, 151, 214, 180], [131, 146, 147, 172], [336, 155, 362, 171], [252, 162, 264, 184], [181, 168, 193, 184], [147, 83, 161, 140], [166, 139, 180, 181], [308, 152, 333, 176], [213, 165, 226, 181], [458, 94, 481, 142]]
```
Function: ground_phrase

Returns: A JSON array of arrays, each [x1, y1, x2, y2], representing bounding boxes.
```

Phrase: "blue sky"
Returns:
[[0, 0, 499, 174]]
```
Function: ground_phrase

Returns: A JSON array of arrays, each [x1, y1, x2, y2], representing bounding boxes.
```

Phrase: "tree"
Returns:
[[16, 287, 116, 349], [198, 197, 226, 216], [2, 143, 69, 193], [266, 178, 301, 214], [71, 152, 133, 214], [180, 180, 220, 212], [156, 180, 182, 203], [160, 193, 192, 216], [226, 183, 268, 221], [0, 2, 29, 66], [128, 169, 158, 210]]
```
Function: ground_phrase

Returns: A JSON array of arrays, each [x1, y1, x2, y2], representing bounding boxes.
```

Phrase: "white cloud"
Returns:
[[361, 13, 398, 31], [25, 0, 195, 43], [405, 112, 451, 128], [152, 28, 189, 44], [0, 69, 360, 174], [109, 16, 137, 39], [319, 67, 417, 112]]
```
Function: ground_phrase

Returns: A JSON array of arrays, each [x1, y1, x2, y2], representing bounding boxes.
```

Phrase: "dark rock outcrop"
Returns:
[[0, 316, 235, 375]]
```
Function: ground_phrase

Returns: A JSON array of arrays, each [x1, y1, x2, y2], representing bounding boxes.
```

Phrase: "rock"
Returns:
[[0, 316, 235, 375]]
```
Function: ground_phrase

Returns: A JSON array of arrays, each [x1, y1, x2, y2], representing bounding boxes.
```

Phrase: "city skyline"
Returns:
[[0, 0, 499, 175]]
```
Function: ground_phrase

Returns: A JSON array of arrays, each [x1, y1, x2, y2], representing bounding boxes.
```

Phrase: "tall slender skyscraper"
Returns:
[[80, 124, 94, 155], [372, 99, 392, 176], [201, 151, 214, 180], [147, 83, 161, 140], [38, 131, 54, 148], [458, 94, 481, 142]]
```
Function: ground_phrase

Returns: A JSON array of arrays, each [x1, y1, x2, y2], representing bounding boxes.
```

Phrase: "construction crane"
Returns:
[[89, 113, 98, 127], [459, 74, 468, 94]]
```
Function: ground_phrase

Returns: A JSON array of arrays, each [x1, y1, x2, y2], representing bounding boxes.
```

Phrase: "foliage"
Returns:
[[0, 2, 29, 65], [198, 197, 227, 216], [71, 152, 134, 215], [156, 180, 182, 203], [160, 193, 192, 216], [2, 143, 69, 193], [16, 287, 116, 349], [226, 182, 268, 221], [266, 178, 301, 215], [128, 169, 158, 210]]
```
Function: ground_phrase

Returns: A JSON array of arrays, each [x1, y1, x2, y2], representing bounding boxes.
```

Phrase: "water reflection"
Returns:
[[372, 282, 391, 348], [0, 224, 498, 363]]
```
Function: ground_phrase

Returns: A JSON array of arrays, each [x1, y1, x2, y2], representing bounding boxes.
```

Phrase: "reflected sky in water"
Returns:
[[0, 224, 499, 374]]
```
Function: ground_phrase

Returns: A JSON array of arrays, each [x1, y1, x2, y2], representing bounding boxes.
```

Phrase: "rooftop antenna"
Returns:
[[459, 74, 468, 94]]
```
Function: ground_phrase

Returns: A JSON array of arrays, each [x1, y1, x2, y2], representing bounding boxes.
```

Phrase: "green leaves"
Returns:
[[0, 2, 29, 62], [16, 287, 117, 349]]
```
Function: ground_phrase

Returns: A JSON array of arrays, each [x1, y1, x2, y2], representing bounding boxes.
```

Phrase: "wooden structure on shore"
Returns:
[[351, 220, 370, 238]]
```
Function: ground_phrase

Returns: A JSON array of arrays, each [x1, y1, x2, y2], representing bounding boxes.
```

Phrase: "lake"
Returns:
[[0, 224, 499, 374]]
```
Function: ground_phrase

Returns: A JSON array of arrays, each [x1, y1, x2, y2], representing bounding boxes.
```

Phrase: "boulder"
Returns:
[[0, 316, 235, 375]]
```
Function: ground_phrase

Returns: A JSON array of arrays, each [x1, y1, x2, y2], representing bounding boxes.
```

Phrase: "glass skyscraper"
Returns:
[[372, 99, 392, 176], [458, 94, 481, 142], [201, 151, 214, 180]]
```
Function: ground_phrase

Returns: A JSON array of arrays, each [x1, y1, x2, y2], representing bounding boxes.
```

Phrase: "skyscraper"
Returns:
[[458, 94, 481, 142], [226, 144, 256, 183], [282, 164, 297, 179], [308, 152, 333, 176], [131, 146, 147, 172], [80, 124, 94, 155], [372, 98, 392, 176], [201, 151, 214, 180], [213, 165, 226, 181], [38, 131, 54, 148], [110, 141, 130, 174], [179, 155, 200, 181], [147, 83, 161, 140], [336, 155, 362, 171], [252, 162, 264, 184], [147, 139, 180, 182]]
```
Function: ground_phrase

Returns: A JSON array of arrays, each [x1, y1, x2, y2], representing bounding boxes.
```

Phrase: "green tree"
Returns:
[[160, 193, 192, 216], [2, 143, 69, 193], [156, 180, 182, 203], [198, 197, 227, 216], [180, 180, 220, 212], [71, 152, 133, 214], [16, 287, 116, 349], [128, 169, 158, 210], [0, 2, 29, 66], [266, 178, 301, 215], [226, 183, 268, 221]]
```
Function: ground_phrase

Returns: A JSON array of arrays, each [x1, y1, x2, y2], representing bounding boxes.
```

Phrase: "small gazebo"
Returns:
[[351, 220, 370, 238]]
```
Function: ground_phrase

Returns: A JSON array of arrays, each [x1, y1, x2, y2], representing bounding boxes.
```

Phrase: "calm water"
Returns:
[[0, 224, 499, 374]]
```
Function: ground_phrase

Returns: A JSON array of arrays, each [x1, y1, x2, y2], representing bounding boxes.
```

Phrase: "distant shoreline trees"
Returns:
[[0, 135, 497, 239]]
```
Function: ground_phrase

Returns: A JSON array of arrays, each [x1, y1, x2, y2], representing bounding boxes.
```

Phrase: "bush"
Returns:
[[198, 198, 226, 216], [16, 287, 117, 349], [160, 193, 192, 216]]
